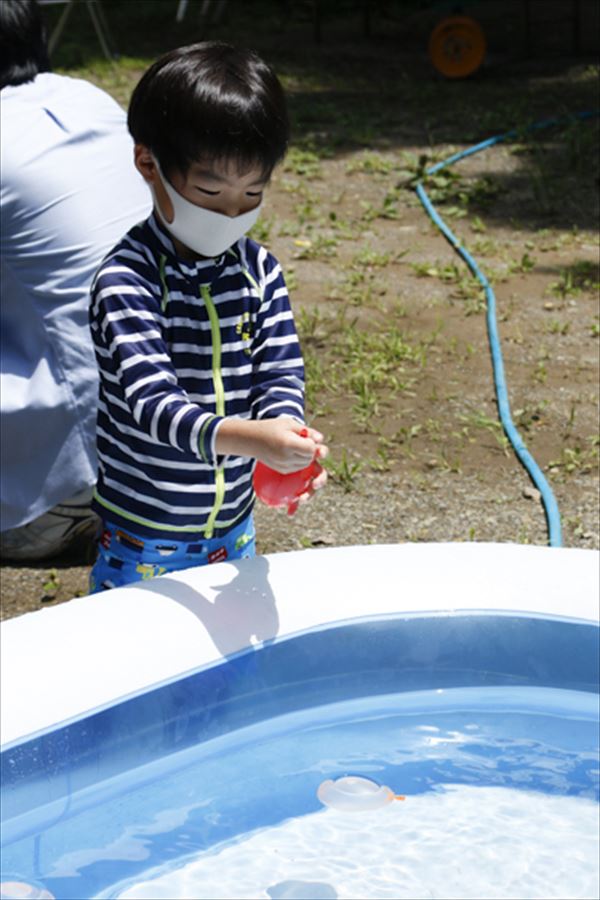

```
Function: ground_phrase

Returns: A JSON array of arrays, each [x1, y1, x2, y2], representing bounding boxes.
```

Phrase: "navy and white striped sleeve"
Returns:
[[90, 266, 222, 465], [249, 248, 305, 423]]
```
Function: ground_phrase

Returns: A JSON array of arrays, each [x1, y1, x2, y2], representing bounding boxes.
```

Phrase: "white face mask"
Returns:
[[151, 161, 262, 258]]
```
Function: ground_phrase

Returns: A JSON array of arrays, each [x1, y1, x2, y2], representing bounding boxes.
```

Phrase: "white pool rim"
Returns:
[[1, 542, 598, 748]]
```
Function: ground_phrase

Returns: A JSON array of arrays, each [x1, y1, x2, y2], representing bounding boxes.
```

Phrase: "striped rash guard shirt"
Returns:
[[89, 212, 305, 541]]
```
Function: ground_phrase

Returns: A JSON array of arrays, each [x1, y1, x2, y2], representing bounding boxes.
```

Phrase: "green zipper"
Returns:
[[159, 254, 169, 312], [200, 284, 226, 539]]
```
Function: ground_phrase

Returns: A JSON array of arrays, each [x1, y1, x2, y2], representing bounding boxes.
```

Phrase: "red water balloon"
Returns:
[[253, 429, 323, 514], [253, 459, 323, 513]]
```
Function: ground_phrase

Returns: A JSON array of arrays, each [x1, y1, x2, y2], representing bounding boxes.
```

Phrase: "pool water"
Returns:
[[116, 786, 598, 900], [5, 685, 598, 900], [2, 609, 599, 900]]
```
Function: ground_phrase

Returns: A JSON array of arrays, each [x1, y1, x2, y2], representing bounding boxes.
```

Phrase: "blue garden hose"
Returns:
[[415, 111, 598, 547]]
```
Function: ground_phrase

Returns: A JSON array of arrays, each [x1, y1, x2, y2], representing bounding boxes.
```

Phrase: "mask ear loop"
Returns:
[[149, 156, 176, 226]]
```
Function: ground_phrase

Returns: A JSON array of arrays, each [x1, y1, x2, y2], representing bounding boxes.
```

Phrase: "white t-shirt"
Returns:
[[0, 72, 151, 529]]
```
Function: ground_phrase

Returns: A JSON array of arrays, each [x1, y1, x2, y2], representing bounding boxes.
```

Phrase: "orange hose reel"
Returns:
[[428, 15, 487, 79]]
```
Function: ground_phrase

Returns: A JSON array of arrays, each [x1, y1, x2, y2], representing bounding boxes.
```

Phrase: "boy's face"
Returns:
[[135, 146, 268, 221], [174, 158, 268, 218]]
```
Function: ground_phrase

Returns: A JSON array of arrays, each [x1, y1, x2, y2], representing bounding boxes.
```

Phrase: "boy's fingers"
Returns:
[[298, 425, 324, 443], [298, 472, 327, 499], [292, 437, 319, 459], [284, 470, 327, 514], [311, 470, 327, 490]]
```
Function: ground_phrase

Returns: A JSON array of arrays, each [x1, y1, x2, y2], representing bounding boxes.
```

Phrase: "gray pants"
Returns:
[[0, 489, 99, 562]]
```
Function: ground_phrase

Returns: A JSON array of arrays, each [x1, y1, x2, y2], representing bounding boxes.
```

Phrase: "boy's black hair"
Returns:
[[128, 42, 290, 180], [0, 0, 50, 91]]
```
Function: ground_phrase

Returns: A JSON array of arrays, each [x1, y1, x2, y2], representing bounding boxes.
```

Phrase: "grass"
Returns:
[[284, 148, 324, 179], [548, 440, 599, 477], [409, 260, 487, 314], [41, 568, 61, 602], [323, 449, 363, 491], [459, 411, 510, 457], [508, 252, 537, 274], [345, 151, 396, 176], [292, 234, 340, 260], [549, 261, 600, 298], [297, 304, 431, 433]]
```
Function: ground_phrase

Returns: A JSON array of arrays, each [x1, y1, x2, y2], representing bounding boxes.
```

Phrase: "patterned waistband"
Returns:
[[98, 514, 255, 564]]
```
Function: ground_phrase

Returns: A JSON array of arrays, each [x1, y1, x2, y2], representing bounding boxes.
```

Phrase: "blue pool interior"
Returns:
[[1, 611, 599, 899]]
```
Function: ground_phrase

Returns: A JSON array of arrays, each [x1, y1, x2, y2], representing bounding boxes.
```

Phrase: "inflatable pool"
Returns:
[[1, 543, 598, 900]]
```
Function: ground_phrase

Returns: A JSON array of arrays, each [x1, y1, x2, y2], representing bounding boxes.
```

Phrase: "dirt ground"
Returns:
[[1, 9, 598, 620]]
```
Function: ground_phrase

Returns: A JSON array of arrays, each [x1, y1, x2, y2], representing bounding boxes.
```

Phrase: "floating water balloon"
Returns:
[[267, 881, 337, 900], [317, 775, 405, 812], [0, 882, 55, 900], [253, 429, 323, 515]]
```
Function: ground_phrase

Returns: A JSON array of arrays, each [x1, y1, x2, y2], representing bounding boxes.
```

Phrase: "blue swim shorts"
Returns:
[[89, 514, 256, 594]]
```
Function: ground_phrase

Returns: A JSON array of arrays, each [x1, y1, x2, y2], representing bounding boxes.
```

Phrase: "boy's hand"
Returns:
[[286, 458, 328, 515], [256, 420, 329, 515], [253, 418, 328, 474], [215, 416, 328, 474]]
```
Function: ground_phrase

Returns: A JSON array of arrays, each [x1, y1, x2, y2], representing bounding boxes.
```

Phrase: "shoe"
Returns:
[[0, 492, 100, 562]]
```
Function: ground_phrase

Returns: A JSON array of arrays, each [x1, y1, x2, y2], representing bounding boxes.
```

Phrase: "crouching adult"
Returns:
[[0, 0, 151, 560]]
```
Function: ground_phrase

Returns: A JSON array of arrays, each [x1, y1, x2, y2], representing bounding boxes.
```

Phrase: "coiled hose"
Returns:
[[415, 111, 598, 547]]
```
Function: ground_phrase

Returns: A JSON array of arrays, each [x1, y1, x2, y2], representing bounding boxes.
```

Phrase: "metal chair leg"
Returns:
[[47, 0, 75, 57], [86, 1, 118, 61], [176, 0, 189, 23]]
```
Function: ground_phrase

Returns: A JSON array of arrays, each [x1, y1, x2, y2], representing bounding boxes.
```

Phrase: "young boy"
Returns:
[[88, 42, 327, 592]]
